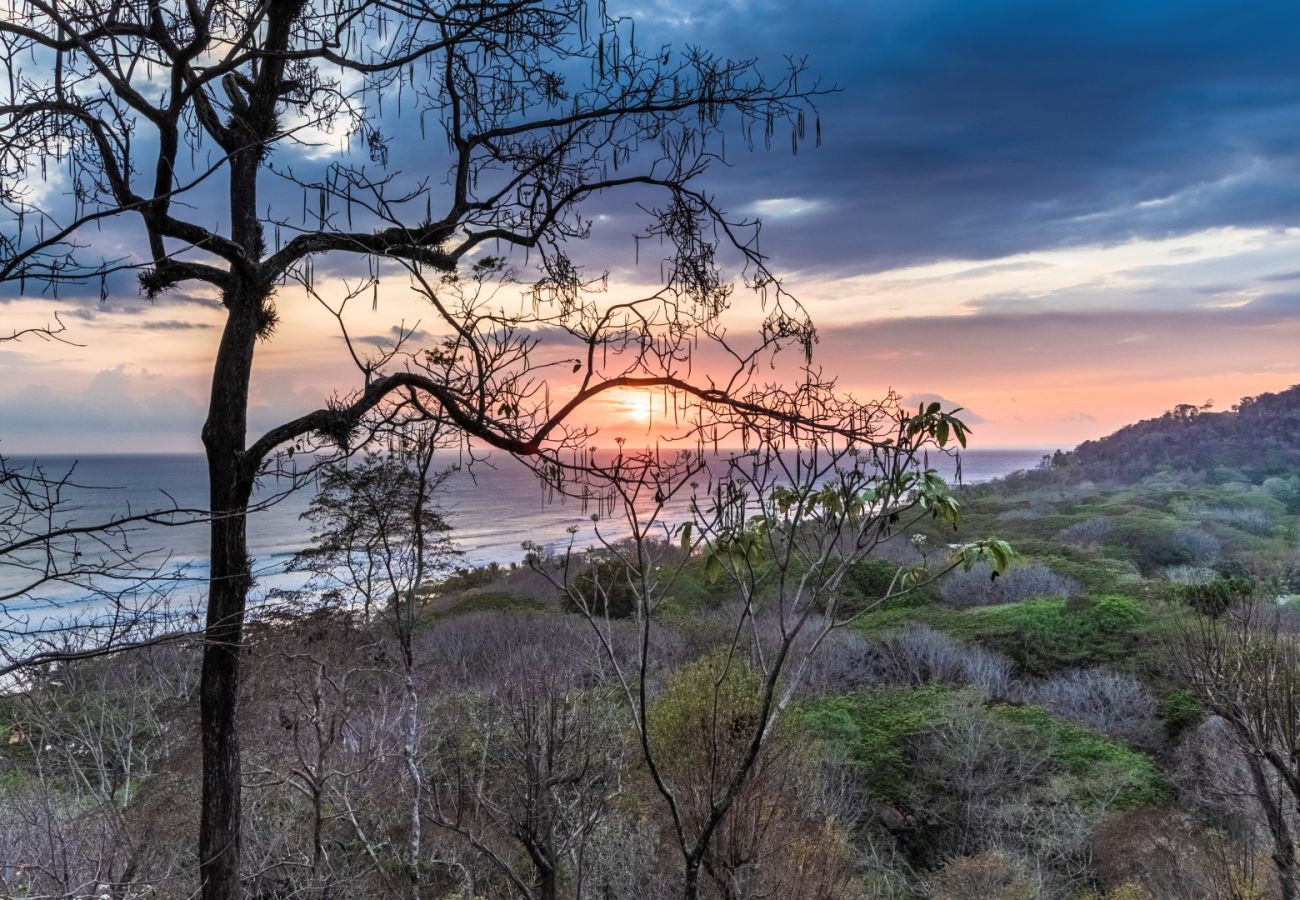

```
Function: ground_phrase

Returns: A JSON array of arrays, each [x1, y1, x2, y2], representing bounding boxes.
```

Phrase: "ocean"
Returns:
[[1, 448, 1046, 629]]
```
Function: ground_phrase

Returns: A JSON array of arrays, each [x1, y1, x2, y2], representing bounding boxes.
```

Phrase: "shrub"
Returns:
[[1076, 885, 1151, 900], [435, 591, 547, 618], [941, 562, 1080, 607], [1024, 667, 1158, 745], [861, 594, 1150, 674], [989, 704, 1168, 809], [1156, 689, 1201, 737], [931, 852, 1036, 900], [1177, 572, 1256, 617], [801, 685, 958, 802], [879, 625, 1012, 698], [1057, 516, 1113, 546], [1124, 522, 1221, 573], [800, 630, 882, 695], [841, 557, 933, 612], [1160, 565, 1215, 585], [1262, 475, 1300, 513], [1180, 501, 1278, 535], [648, 652, 765, 761], [561, 555, 640, 619]]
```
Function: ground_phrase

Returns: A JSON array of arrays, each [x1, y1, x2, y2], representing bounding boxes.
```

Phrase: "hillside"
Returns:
[[1044, 383, 1300, 486]]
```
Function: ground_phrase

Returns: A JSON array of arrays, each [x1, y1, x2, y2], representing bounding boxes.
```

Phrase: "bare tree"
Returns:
[[0, 636, 198, 898], [288, 428, 455, 897], [425, 661, 626, 900], [1172, 595, 1300, 900], [0, 2, 837, 894]]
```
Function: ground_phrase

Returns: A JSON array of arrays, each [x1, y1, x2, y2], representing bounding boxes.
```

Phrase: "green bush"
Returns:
[[1177, 574, 1255, 617], [840, 558, 934, 613], [804, 685, 1166, 810], [437, 591, 548, 618], [861, 594, 1149, 675], [1157, 688, 1202, 737], [801, 685, 958, 802], [561, 556, 641, 619], [989, 704, 1168, 809], [648, 652, 767, 768]]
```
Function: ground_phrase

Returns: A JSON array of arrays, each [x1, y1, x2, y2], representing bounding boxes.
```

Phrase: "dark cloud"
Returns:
[[1244, 292, 1300, 313], [352, 326, 435, 347], [899, 392, 986, 424], [604, 0, 1300, 276], [817, 302, 1300, 388], [1261, 269, 1300, 282], [15, 0, 1300, 301], [138, 320, 215, 331]]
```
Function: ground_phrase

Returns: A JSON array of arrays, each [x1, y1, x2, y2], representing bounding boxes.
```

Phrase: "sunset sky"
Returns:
[[4, 0, 1300, 454]]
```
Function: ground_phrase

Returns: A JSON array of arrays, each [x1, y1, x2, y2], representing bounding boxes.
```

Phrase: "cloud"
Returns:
[[595, 0, 1300, 277], [0, 366, 206, 448], [745, 197, 824, 219], [352, 325, 434, 347], [899, 392, 986, 424], [138, 320, 215, 331]]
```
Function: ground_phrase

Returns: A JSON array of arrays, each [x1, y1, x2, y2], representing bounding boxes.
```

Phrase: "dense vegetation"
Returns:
[[3, 391, 1300, 898], [1050, 383, 1300, 490]]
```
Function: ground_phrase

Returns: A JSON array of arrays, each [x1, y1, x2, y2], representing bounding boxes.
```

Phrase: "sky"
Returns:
[[4, 0, 1300, 453]]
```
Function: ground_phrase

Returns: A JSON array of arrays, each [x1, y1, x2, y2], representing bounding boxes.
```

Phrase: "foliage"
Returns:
[[648, 653, 767, 757], [1156, 688, 1202, 737], [862, 594, 1150, 674], [561, 555, 643, 619], [987, 705, 1168, 809], [1176, 571, 1256, 616], [1055, 385, 1300, 484], [800, 685, 959, 803], [288, 451, 457, 620]]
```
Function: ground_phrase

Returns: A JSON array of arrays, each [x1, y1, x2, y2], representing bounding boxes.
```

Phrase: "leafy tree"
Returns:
[[289, 445, 456, 622], [289, 429, 453, 897], [538, 422, 1012, 898]]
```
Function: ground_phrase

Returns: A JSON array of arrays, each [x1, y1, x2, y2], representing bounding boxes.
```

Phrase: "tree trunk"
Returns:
[[683, 858, 700, 900], [1245, 749, 1299, 900], [403, 667, 422, 900], [198, 294, 261, 900]]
